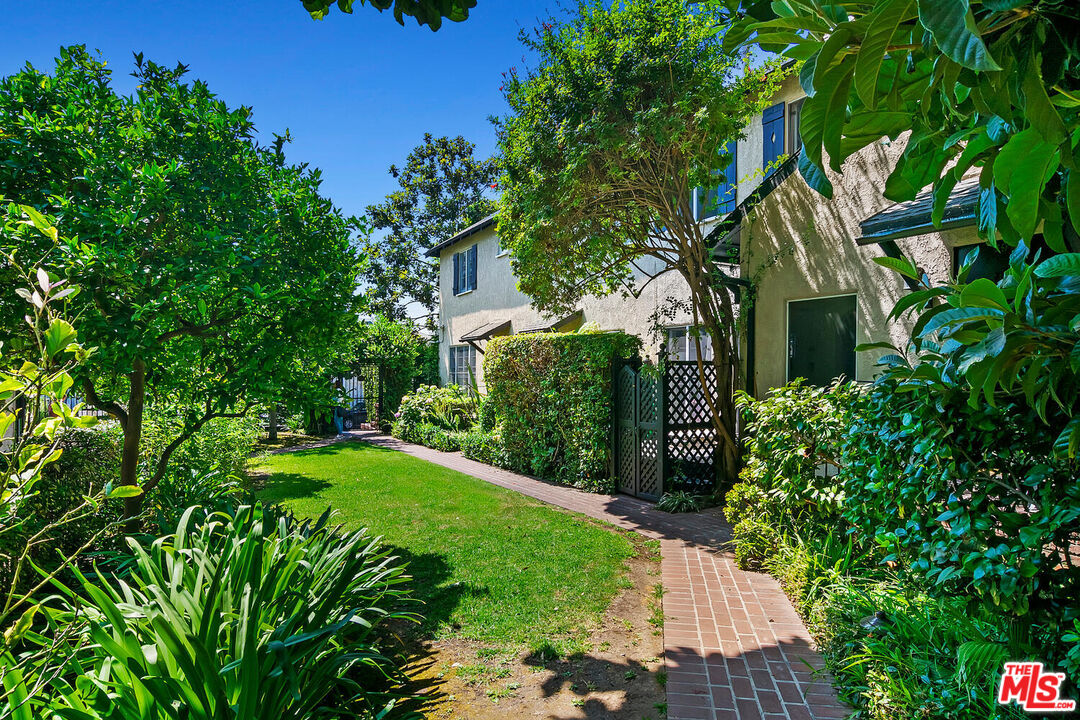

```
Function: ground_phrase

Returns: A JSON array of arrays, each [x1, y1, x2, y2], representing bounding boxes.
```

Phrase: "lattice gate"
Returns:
[[614, 363, 663, 501], [614, 359, 721, 501], [663, 360, 720, 494]]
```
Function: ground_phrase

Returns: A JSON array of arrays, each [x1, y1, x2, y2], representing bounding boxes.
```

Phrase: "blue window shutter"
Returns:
[[468, 244, 478, 290], [453, 252, 460, 295], [762, 102, 785, 176], [718, 139, 738, 214]]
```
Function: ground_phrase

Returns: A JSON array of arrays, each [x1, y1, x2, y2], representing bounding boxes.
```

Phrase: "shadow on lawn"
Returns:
[[524, 648, 667, 720]]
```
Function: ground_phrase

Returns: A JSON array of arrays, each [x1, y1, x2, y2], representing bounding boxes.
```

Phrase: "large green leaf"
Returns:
[[1021, 49, 1066, 145], [993, 128, 1058, 239], [916, 0, 1001, 71], [1034, 253, 1080, 278], [855, 0, 916, 108]]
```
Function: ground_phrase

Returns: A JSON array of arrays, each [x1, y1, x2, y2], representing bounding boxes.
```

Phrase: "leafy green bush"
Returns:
[[838, 374, 1080, 627], [356, 315, 438, 420], [392, 384, 477, 444], [10, 503, 415, 719], [483, 331, 640, 491], [731, 517, 779, 571], [656, 491, 705, 514], [0, 426, 122, 594], [411, 422, 463, 452], [458, 429, 504, 466], [734, 379, 862, 530], [141, 403, 262, 481], [721, 482, 769, 526], [810, 577, 1026, 720]]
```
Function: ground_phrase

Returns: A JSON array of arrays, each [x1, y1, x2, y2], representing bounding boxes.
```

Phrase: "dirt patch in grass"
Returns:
[[393, 533, 667, 720]]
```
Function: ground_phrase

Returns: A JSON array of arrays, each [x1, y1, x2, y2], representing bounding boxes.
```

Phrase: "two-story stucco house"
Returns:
[[428, 72, 985, 397]]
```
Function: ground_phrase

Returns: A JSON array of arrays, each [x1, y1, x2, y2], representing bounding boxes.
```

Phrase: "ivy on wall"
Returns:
[[483, 332, 640, 492]]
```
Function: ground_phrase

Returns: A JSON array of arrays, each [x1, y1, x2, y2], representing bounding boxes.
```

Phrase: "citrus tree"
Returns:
[[302, 0, 475, 29], [496, 0, 783, 484], [0, 48, 363, 517]]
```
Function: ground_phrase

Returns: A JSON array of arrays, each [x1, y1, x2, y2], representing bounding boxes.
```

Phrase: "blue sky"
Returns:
[[1, 0, 557, 219]]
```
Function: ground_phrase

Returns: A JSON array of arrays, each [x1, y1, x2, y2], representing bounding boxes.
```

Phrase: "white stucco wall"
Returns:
[[436, 227, 701, 389]]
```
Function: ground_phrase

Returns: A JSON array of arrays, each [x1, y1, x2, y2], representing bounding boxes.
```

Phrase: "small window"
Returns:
[[787, 295, 856, 385], [452, 244, 478, 295], [666, 325, 714, 362], [449, 344, 477, 389], [788, 98, 805, 156]]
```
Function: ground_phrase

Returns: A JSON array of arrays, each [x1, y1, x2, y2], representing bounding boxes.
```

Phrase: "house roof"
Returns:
[[459, 319, 511, 342], [516, 310, 583, 334], [858, 175, 981, 245], [424, 214, 497, 258]]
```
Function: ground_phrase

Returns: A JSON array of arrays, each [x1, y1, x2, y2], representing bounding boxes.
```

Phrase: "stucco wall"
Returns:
[[734, 74, 806, 204], [437, 228, 701, 389], [742, 137, 975, 395]]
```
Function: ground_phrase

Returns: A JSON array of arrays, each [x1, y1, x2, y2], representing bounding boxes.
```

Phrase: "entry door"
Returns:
[[787, 295, 856, 385]]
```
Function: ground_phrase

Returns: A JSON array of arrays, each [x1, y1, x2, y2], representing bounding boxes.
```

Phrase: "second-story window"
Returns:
[[762, 101, 786, 176], [452, 244, 478, 295], [694, 139, 738, 221]]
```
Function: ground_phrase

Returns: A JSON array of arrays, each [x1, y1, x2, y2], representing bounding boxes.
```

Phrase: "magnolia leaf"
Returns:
[[994, 128, 1058, 240], [43, 319, 78, 358], [959, 278, 1010, 311], [920, 307, 1005, 336], [1034, 253, 1080, 278], [872, 255, 919, 280], [36, 267, 51, 293], [1020, 49, 1066, 146], [798, 149, 833, 198], [855, 0, 915, 108], [1068, 170, 1080, 236], [917, 0, 1001, 71]]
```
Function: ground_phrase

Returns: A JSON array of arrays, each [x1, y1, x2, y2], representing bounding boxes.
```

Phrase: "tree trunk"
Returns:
[[119, 358, 146, 523], [268, 404, 278, 442]]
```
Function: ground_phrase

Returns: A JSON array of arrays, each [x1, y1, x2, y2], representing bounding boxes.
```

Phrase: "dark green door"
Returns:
[[787, 295, 857, 385]]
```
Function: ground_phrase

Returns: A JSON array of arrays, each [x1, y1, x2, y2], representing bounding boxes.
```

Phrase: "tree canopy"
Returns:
[[0, 47, 363, 513], [302, 0, 476, 30], [496, 0, 782, 482], [361, 134, 497, 324]]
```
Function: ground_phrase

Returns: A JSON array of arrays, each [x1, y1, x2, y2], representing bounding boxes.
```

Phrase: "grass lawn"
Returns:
[[254, 441, 638, 655]]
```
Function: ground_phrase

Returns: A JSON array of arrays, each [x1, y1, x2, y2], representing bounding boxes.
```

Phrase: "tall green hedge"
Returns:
[[483, 331, 640, 491]]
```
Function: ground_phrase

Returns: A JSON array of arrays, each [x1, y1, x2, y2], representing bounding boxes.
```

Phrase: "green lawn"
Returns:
[[254, 441, 636, 655]]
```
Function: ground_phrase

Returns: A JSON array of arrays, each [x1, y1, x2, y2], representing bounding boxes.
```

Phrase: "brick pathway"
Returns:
[[341, 431, 850, 720]]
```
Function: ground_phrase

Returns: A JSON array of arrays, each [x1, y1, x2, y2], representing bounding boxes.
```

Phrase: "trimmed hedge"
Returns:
[[484, 331, 640, 492]]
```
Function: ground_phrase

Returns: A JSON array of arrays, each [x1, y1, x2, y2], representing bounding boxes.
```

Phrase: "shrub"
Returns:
[[459, 429, 504, 466], [721, 482, 769, 525], [141, 403, 262, 481], [838, 375, 1080, 628], [731, 517, 779, 571], [0, 425, 122, 594], [393, 384, 477, 443], [656, 491, 705, 514], [483, 331, 640, 491], [734, 379, 862, 530], [411, 422, 462, 452], [12, 503, 415, 719]]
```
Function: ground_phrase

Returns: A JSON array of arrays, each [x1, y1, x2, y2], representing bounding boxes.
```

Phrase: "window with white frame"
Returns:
[[449, 344, 477, 389], [666, 325, 714, 362], [452, 244, 477, 295]]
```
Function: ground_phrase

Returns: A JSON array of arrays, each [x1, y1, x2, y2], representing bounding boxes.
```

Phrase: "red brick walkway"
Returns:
[[345, 432, 850, 720]]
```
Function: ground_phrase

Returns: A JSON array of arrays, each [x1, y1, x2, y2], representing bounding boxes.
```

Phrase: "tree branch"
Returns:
[[82, 377, 127, 428], [141, 400, 251, 494]]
